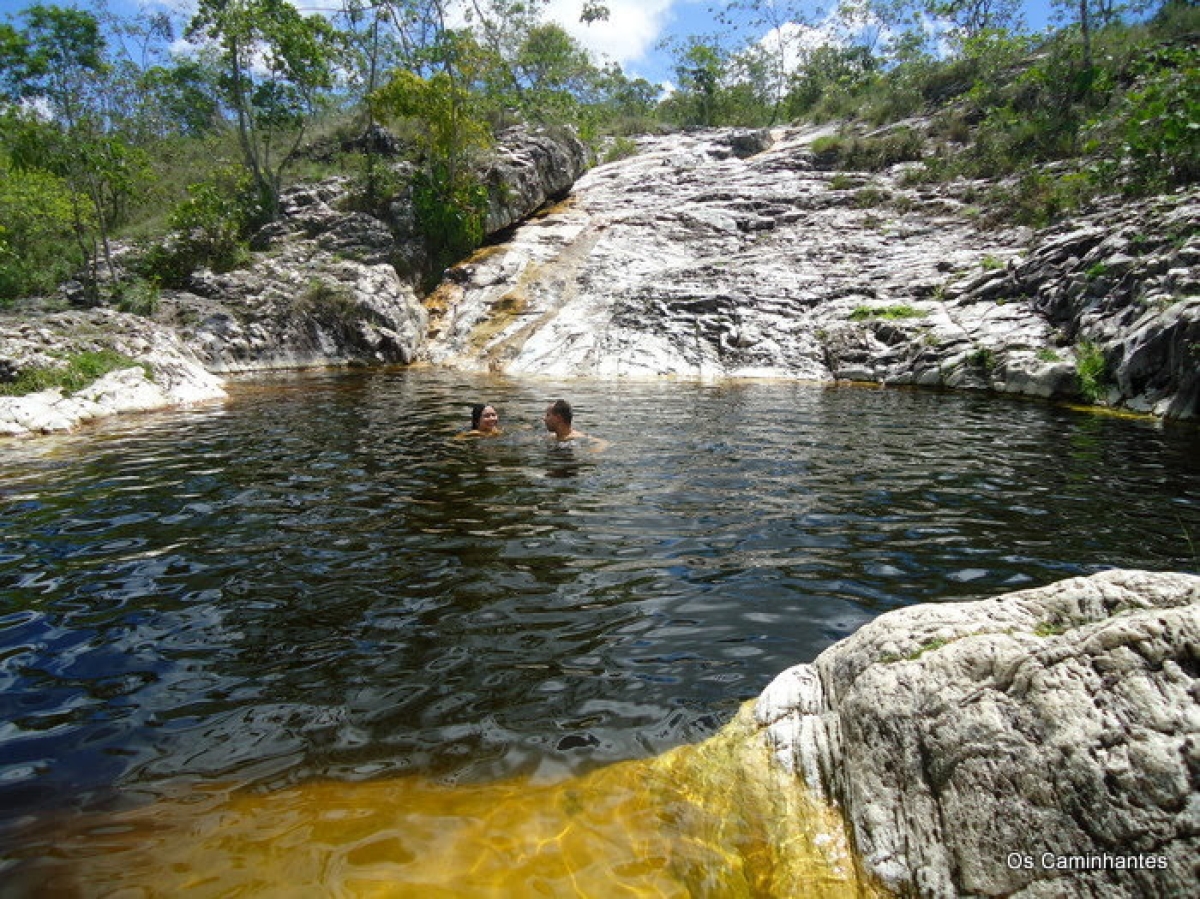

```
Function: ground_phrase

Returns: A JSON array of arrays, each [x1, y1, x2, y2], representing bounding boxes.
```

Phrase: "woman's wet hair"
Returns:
[[471, 404, 487, 429]]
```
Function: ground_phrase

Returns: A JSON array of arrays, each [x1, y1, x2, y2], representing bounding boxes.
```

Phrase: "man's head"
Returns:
[[544, 399, 572, 433]]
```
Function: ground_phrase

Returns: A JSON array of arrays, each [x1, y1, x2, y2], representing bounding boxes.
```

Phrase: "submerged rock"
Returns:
[[11, 698, 882, 897], [754, 569, 1200, 897], [425, 127, 1198, 419]]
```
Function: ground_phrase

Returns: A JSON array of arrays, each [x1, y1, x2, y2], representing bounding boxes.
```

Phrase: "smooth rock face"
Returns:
[[754, 569, 1200, 897], [425, 127, 1198, 418], [0, 309, 226, 437], [481, 126, 590, 234]]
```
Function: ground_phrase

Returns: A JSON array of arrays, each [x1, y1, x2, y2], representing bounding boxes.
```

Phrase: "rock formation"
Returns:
[[0, 308, 226, 437], [155, 127, 588, 374], [2, 124, 1195, 436], [754, 569, 1200, 897], [425, 127, 1198, 419], [0, 127, 588, 435]]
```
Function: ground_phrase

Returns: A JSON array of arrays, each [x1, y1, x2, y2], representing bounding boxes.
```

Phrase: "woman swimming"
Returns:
[[462, 403, 502, 437]]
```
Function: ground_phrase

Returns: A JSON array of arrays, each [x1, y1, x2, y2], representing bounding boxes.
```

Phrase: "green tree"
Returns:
[[713, 0, 824, 125], [590, 62, 660, 132], [667, 37, 729, 127], [785, 44, 877, 119], [0, 153, 83, 301], [337, 0, 435, 207], [461, 0, 607, 125], [922, 0, 1024, 42], [138, 57, 224, 139], [187, 0, 343, 221], [373, 40, 493, 275], [0, 4, 150, 297]]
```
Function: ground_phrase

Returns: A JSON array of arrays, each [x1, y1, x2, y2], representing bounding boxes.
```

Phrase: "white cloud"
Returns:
[[151, 0, 682, 79], [542, 0, 676, 68]]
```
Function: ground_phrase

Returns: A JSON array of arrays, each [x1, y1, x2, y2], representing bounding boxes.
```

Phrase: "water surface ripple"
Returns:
[[1, 370, 1197, 842]]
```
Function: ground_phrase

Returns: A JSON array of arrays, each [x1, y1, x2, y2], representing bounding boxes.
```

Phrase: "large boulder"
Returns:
[[755, 569, 1200, 897], [479, 126, 590, 235], [163, 247, 428, 374]]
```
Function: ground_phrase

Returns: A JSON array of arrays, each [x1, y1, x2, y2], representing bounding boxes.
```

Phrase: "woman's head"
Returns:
[[471, 404, 500, 433]]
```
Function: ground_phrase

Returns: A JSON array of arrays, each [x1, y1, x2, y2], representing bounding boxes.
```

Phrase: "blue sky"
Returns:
[[0, 0, 1064, 86]]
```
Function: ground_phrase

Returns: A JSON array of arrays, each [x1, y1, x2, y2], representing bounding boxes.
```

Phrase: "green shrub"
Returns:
[[970, 346, 996, 375], [139, 168, 257, 288], [982, 170, 1095, 227], [1075, 340, 1109, 403], [812, 128, 925, 172], [1092, 44, 1199, 193], [412, 164, 488, 282], [854, 187, 891, 208], [0, 162, 85, 301], [601, 136, 640, 164], [849, 304, 924, 321], [113, 278, 161, 317], [0, 349, 147, 397]]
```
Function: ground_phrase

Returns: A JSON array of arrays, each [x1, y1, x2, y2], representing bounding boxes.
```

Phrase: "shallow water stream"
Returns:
[[2, 369, 1197, 894]]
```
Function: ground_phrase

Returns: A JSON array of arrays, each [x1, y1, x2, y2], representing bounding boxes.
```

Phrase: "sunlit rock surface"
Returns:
[[424, 127, 1198, 418], [0, 308, 225, 437], [482, 125, 590, 234], [755, 569, 1200, 897]]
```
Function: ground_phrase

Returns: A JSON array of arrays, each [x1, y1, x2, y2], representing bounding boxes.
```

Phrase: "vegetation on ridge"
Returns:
[[0, 349, 148, 397], [0, 0, 1195, 306]]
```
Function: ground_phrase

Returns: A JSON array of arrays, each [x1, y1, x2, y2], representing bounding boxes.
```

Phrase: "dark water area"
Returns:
[[2, 369, 1197, 851]]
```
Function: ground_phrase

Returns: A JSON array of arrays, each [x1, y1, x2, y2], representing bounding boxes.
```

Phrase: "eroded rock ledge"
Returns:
[[754, 569, 1200, 897], [426, 127, 1198, 419]]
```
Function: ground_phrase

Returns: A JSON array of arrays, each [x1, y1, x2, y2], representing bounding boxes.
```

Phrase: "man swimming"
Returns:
[[543, 399, 582, 441], [543, 399, 608, 450]]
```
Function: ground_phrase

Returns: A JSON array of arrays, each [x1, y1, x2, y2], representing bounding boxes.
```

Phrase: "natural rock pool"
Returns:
[[2, 369, 1197, 894]]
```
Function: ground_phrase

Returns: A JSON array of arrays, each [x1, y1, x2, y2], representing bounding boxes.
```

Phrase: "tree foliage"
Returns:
[[187, 0, 343, 221], [0, 0, 1192, 301], [0, 153, 83, 301]]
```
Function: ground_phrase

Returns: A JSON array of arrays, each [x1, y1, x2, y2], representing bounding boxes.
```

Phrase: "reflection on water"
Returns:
[[1, 369, 1197, 893]]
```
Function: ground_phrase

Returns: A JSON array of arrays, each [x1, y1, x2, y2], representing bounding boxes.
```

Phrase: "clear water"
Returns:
[[1, 368, 1197, 888]]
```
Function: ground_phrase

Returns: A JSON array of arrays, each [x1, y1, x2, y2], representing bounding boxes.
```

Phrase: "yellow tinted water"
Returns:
[[27, 704, 885, 898]]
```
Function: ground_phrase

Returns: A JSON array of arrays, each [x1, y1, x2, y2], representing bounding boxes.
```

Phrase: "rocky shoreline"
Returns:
[[3, 125, 1198, 439], [753, 569, 1200, 897], [426, 127, 1198, 420], [0, 308, 225, 437]]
